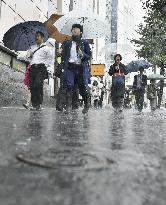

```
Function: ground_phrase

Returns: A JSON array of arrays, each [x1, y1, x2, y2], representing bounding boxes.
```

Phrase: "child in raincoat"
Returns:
[[91, 81, 101, 108]]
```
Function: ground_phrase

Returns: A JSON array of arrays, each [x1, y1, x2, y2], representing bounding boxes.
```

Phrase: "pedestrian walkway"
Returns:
[[0, 107, 166, 205]]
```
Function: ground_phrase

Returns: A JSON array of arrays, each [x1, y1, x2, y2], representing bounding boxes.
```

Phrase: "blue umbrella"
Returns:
[[3, 21, 48, 51], [127, 60, 152, 73]]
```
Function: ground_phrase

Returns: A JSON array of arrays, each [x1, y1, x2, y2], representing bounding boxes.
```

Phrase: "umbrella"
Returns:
[[54, 10, 109, 39], [99, 43, 135, 56], [127, 59, 153, 73], [3, 21, 48, 51], [147, 74, 166, 80]]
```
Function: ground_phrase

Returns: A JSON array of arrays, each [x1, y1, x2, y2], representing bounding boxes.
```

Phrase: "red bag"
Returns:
[[24, 64, 30, 87]]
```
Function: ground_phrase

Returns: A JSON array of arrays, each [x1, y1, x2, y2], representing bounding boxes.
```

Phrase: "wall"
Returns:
[[0, 0, 58, 99], [0, 45, 51, 106], [0, 0, 54, 42]]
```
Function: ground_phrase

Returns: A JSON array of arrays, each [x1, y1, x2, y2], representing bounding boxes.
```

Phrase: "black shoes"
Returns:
[[82, 106, 89, 114], [36, 105, 42, 111], [30, 105, 42, 111]]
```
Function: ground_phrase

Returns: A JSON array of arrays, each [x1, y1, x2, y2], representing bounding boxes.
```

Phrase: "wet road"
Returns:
[[0, 107, 166, 205]]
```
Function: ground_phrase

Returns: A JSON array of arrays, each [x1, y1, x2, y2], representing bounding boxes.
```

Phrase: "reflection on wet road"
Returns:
[[0, 107, 166, 205]]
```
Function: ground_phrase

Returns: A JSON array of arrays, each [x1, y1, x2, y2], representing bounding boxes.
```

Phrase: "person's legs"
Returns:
[[56, 88, 62, 111], [23, 89, 31, 109], [29, 68, 38, 108], [56, 73, 68, 111], [139, 92, 144, 111], [26, 90, 31, 106], [79, 84, 90, 113], [111, 86, 120, 110], [99, 99, 103, 108], [111, 95, 117, 109], [112, 97, 120, 111], [151, 98, 157, 111], [56, 86, 66, 111], [94, 99, 99, 108], [117, 97, 124, 111], [34, 69, 45, 109], [153, 98, 157, 110], [64, 68, 76, 111], [111, 86, 124, 111], [38, 83, 44, 106], [77, 76, 90, 113], [140, 93, 144, 110], [135, 91, 140, 110], [72, 86, 79, 110], [157, 94, 162, 109], [76, 68, 90, 114]]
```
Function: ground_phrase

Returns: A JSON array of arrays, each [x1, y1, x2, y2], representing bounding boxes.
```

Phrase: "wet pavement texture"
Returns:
[[0, 107, 166, 205]]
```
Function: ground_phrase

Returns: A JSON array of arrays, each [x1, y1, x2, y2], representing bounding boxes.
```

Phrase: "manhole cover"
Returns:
[[16, 149, 115, 170]]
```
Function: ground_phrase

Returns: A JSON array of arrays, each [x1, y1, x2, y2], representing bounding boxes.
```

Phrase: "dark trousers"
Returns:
[[111, 86, 125, 109], [64, 63, 89, 108], [112, 97, 124, 109], [56, 86, 79, 111], [29, 64, 47, 108], [135, 89, 145, 111], [94, 99, 99, 108]]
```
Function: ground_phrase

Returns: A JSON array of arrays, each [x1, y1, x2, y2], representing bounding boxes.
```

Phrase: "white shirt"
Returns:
[[69, 41, 81, 64], [26, 43, 53, 67]]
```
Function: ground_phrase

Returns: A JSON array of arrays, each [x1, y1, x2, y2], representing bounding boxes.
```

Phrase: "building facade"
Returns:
[[105, 0, 144, 65], [0, 0, 59, 96], [60, 0, 107, 65], [0, 0, 145, 88], [0, 0, 58, 41]]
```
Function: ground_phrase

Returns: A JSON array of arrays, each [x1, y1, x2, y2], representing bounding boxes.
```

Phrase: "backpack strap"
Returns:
[[33, 45, 46, 55]]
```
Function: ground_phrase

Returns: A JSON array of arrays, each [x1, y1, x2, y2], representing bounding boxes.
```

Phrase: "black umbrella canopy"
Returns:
[[3, 21, 49, 51]]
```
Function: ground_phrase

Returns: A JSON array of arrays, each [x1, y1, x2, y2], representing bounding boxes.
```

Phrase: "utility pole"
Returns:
[[106, 0, 113, 66], [57, 0, 62, 13], [0, 0, 2, 20], [53, 0, 63, 96], [69, 0, 74, 11]]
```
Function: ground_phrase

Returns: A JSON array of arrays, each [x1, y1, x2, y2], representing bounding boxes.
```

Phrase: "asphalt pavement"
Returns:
[[0, 106, 166, 205]]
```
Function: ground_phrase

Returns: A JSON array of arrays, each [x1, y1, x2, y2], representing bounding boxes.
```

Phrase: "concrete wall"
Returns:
[[0, 62, 28, 106], [0, 0, 58, 105], [0, 44, 52, 107], [0, 62, 51, 107]]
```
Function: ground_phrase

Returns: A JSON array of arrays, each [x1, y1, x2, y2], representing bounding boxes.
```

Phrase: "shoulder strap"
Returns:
[[33, 45, 46, 55]]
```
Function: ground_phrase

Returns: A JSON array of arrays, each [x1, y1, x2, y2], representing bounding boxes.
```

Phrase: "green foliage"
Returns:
[[132, 0, 166, 65]]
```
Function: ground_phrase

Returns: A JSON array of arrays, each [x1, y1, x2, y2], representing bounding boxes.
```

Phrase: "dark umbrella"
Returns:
[[3, 21, 48, 51], [127, 60, 152, 73]]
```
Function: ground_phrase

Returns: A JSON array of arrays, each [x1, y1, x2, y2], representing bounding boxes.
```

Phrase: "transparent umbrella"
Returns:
[[54, 10, 109, 39], [99, 43, 135, 56], [147, 74, 166, 80]]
